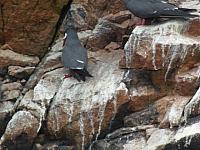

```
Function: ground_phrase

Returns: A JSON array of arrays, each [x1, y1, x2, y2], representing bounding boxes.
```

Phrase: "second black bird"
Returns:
[[124, 0, 199, 25]]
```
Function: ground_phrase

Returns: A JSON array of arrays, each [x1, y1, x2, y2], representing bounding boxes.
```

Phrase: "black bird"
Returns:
[[62, 26, 92, 82], [124, 0, 199, 25]]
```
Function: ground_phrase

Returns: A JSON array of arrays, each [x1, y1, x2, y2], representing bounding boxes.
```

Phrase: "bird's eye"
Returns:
[[77, 8, 86, 19]]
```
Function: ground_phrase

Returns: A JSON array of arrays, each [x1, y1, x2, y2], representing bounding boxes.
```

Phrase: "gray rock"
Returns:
[[91, 127, 147, 150], [144, 129, 175, 150], [8, 66, 35, 79], [123, 136, 146, 150], [0, 68, 63, 148], [124, 108, 158, 127], [43, 52, 63, 73], [0, 111, 39, 149], [86, 19, 126, 50], [32, 141, 75, 150], [2, 90, 21, 101], [1, 82, 22, 92], [184, 87, 200, 121], [0, 101, 14, 135], [160, 96, 191, 128], [78, 30, 93, 46], [165, 121, 200, 149], [0, 49, 40, 67], [47, 49, 127, 146]]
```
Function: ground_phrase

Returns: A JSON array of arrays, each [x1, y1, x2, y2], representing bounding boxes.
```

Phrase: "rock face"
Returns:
[[0, 0, 68, 57], [47, 50, 128, 147], [0, 0, 200, 150]]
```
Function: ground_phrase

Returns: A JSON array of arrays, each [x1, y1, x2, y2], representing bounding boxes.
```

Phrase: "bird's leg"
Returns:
[[136, 18, 146, 26], [64, 74, 72, 79], [141, 19, 146, 25]]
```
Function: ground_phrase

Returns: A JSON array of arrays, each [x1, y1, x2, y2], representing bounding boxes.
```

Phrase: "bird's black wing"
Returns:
[[145, 0, 198, 18], [125, 0, 198, 19], [62, 44, 87, 69]]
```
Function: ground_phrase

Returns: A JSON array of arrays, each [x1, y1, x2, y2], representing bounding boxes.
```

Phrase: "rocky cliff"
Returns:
[[0, 0, 200, 150]]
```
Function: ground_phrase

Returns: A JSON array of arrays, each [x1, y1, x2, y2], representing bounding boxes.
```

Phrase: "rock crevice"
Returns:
[[0, 0, 200, 149]]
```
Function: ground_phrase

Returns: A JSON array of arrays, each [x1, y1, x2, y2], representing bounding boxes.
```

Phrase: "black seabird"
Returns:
[[124, 0, 199, 25], [62, 25, 92, 82]]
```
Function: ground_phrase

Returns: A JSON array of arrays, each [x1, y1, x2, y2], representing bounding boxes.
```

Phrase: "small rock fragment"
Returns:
[[0, 49, 40, 67], [105, 42, 121, 51], [1, 82, 22, 92], [2, 90, 21, 101], [8, 66, 35, 79]]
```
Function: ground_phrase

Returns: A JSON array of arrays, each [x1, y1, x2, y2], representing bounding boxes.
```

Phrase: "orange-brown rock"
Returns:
[[154, 96, 179, 124], [127, 85, 163, 112], [159, 96, 191, 128], [184, 19, 200, 38], [86, 19, 127, 51], [0, 49, 40, 67], [175, 65, 200, 96], [0, 0, 66, 56], [119, 20, 200, 71], [84, 0, 126, 26], [0, 0, 199, 149]]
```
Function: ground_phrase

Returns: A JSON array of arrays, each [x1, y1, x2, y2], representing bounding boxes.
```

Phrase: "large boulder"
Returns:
[[0, 0, 68, 56]]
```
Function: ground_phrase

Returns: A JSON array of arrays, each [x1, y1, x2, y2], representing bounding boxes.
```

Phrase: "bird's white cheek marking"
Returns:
[[161, 1, 167, 3], [76, 60, 84, 63], [75, 67, 83, 69], [63, 33, 68, 39]]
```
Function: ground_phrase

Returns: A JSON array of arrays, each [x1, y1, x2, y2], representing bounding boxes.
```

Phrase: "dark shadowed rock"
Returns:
[[0, 101, 14, 136], [124, 108, 158, 127]]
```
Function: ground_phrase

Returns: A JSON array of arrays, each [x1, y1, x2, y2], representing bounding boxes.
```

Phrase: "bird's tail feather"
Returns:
[[161, 13, 199, 18], [179, 8, 197, 12]]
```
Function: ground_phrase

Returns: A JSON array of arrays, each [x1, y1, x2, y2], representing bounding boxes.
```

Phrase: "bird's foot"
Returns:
[[141, 19, 146, 25], [64, 74, 72, 79], [135, 19, 146, 26]]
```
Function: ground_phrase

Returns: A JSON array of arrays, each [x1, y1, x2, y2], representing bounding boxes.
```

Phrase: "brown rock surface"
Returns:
[[0, 49, 40, 67], [184, 19, 200, 38], [175, 65, 200, 96], [119, 20, 200, 71], [1, 82, 22, 92], [46, 49, 128, 147], [86, 19, 127, 51], [159, 96, 191, 128], [0, 0, 199, 149], [2, 90, 21, 101], [127, 85, 162, 112], [0, 0, 67, 56], [8, 66, 35, 79]]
